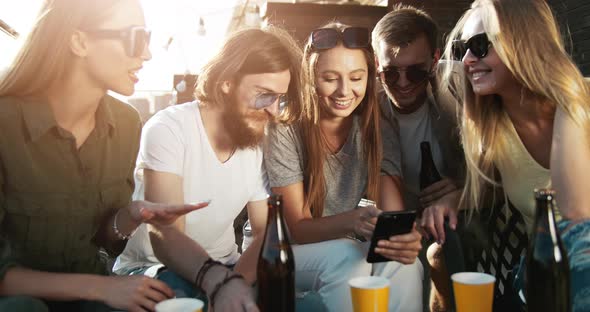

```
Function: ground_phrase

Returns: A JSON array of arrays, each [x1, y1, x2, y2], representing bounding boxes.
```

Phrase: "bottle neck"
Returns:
[[534, 198, 564, 261], [420, 143, 437, 167], [420, 141, 441, 183]]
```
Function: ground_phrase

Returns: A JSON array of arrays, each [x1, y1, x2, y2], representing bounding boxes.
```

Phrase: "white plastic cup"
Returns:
[[155, 298, 204, 312]]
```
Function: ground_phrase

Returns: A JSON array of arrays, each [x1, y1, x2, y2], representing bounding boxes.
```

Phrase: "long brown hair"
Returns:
[[440, 0, 590, 214], [195, 26, 306, 123], [301, 23, 382, 218], [0, 0, 123, 97]]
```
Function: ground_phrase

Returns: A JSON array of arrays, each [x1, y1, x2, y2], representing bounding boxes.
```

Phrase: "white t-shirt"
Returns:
[[395, 101, 445, 211], [113, 101, 268, 273]]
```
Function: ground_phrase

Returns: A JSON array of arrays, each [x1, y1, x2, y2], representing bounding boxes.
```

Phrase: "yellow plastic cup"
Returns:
[[451, 272, 495, 312], [155, 298, 204, 312], [349, 276, 390, 312]]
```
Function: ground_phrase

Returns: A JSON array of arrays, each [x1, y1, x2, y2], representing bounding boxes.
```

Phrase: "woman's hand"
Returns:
[[353, 204, 382, 241], [374, 224, 422, 264], [128, 200, 210, 227], [420, 190, 460, 244], [97, 275, 174, 312]]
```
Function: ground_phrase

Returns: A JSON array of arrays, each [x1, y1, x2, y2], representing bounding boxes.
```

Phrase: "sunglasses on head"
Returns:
[[86, 26, 151, 58], [310, 27, 370, 50], [452, 33, 491, 61], [378, 65, 431, 88], [252, 92, 288, 110]]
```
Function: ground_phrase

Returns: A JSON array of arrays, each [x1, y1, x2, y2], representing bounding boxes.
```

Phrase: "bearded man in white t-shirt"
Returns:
[[372, 5, 466, 312], [113, 27, 304, 312]]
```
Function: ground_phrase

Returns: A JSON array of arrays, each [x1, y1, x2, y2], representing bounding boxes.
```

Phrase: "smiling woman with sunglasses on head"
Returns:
[[0, 0, 212, 311], [264, 23, 423, 312], [438, 0, 590, 310]]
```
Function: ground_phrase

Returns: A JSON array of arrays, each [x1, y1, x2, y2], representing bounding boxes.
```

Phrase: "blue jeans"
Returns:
[[156, 269, 209, 310], [558, 219, 590, 312]]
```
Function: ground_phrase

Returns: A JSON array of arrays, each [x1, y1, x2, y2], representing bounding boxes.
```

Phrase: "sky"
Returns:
[[0, 0, 241, 92]]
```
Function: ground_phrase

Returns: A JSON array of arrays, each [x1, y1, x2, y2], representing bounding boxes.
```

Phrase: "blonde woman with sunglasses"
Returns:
[[265, 23, 423, 312], [430, 0, 590, 310], [0, 1, 212, 311]]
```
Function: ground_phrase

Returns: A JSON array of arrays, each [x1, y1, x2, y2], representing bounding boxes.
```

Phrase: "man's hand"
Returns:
[[374, 224, 422, 264], [213, 276, 260, 312], [202, 266, 259, 312], [129, 200, 210, 227], [420, 190, 460, 244], [419, 178, 457, 207], [353, 204, 382, 241]]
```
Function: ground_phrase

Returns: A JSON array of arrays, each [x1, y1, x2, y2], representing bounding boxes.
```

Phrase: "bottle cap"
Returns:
[[269, 193, 283, 205], [534, 188, 555, 201]]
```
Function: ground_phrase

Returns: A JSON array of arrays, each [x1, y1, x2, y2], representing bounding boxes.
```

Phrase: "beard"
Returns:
[[383, 79, 429, 113], [222, 106, 270, 150]]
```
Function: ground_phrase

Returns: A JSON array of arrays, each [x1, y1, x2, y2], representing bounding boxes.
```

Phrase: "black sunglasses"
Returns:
[[86, 26, 151, 58], [378, 65, 431, 87], [252, 93, 288, 110], [452, 33, 491, 61], [310, 27, 370, 50]]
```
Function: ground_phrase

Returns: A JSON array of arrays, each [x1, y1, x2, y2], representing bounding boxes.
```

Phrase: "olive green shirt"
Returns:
[[0, 95, 141, 280]]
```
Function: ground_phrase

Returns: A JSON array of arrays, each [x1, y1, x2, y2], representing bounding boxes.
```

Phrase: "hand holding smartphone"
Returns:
[[366, 210, 417, 263]]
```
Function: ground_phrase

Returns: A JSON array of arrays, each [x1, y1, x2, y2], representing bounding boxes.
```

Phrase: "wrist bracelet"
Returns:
[[210, 273, 245, 307], [112, 210, 136, 240], [194, 258, 223, 291]]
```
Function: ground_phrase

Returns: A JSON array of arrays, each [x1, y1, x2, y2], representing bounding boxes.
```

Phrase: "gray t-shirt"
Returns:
[[264, 116, 401, 217], [394, 101, 445, 212]]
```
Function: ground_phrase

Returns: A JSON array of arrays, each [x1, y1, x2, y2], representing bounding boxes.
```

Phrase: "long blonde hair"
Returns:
[[0, 0, 122, 97], [441, 0, 590, 213], [300, 23, 382, 218]]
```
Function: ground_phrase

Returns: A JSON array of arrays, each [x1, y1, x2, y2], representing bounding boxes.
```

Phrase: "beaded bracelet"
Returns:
[[112, 210, 136, 240], [210, 273, 246, 307], [194, 258, 223, 291]]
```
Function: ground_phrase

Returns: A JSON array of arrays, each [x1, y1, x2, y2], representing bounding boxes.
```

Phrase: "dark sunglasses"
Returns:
[[86, 26, 151, 58], [310, 27, 370, 50], [452, 33, 491, 61], [378, 65, 431, 87], [252, 92, 288, 110]]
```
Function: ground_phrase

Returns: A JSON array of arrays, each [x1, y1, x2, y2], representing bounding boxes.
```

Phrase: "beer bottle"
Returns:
[[257, 194, 295, 312], [419, 141, 442, 218], [419, 141, 442, 190], [526, 189, 571, 312]]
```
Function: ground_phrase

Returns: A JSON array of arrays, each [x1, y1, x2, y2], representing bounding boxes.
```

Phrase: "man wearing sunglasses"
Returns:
[[113, 27, 303, 311], [372, 4, 465, 308]]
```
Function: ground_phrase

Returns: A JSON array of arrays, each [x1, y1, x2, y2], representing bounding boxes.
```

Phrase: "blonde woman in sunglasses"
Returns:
[[430, 0, 590, 310], [264, 23, 423, 312], [0, 0, 213, 311]]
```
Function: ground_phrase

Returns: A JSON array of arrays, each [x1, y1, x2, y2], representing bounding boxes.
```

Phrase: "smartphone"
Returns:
[[366, 211, 417, 263]]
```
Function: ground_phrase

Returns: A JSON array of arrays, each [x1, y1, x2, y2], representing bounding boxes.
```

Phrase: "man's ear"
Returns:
[[374, 54, 380, 70], [70, 30, 89, 57], [220, 80, 231, 94], [433, 48, 441, 66]]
